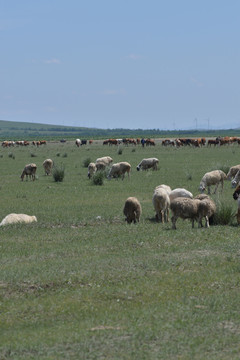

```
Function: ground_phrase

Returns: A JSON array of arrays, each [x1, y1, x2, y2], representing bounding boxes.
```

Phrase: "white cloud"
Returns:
[[190, 77, 203, 88], [102, 89, 126, 95], [44, 58, 61, 64], [125, 54, 142, 60]]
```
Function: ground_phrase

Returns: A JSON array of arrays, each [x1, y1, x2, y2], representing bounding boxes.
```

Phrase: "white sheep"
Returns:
[[20, 163, 37, 181], [231, 170, 240, 188], [43, 159, 53, 176], [169, 188, 193, 203], [226, 165, 240, 180], [170, 198, 201, 229], [0, 213, 37, 226], [96, 161, 107, 171], [123, 197, 142, 224], [136, 158, 159, 171], [87, 162, 97, 178], [199, 170, 227, 194], [154, 184, 172, 195], [108, 162, 131, 180], [152, 187, 170, 223], [96, 156, 113, 166]]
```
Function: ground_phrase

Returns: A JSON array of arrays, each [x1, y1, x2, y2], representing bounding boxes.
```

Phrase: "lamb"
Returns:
[[194, 194, 216, 228], [123, 197, 142, 224], [199, 170, 227, 194], [43, 159, 53, 175], [87, 162, 97, 179], [108, 162, 131, 180], [231, 170, 240, 188], [169, 188, 193, 203], [0, 213, 37, 226], [152, 187, 170, 223], [170, 198, 200, 229], [226, 165, 240, 180], [96, 156, 113, 166], [20, 163, 37, 181], [136, 158, 159, 171]]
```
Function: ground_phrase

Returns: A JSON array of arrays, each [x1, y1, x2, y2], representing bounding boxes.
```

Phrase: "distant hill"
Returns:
[[0, 119, 240, 140]]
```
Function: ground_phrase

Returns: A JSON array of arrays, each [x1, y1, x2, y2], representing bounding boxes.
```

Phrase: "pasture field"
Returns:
[[1, 140, 240, 359]]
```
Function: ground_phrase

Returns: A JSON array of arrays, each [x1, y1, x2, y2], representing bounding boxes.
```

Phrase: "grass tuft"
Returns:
[[92, 171, 105, 185], [52, 164, 65, 182], [83, 157, 92, 168], [213, 199, 235, 225]]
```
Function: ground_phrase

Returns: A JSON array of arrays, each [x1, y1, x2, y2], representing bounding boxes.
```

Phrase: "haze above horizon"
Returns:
[[1, 1, 240, 130]]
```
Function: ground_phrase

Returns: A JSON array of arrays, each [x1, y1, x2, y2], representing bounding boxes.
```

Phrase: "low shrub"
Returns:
[[8, 153, 15, 159], [83, 157, 92, 168], [53, 164, 65, 182], [117, 146, 123, 155], [92, 171, 105, 185], [212, 199, 235, 225]]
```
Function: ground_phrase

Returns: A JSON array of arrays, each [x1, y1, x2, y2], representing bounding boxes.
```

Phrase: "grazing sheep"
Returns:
[[170, 198, 200, 229], [136, 158, 159, 171], [123, 197, 142, 224], [20, 163, 37, 181], [233, 185, 240, 224], [75, 139, 81, 147], [226, 165, 240, 180], [87, 162, 97, 179], [95, 161, 107, 171], [194, 194, 216, 228], [152, 187, 170, 223], [199, 170, 227, 194], [231, 170, 240, 188], [169, 188, 193, 203], [43, 159, 53, 175], [0, 213, 37, 226], [108, 162, 131, 180], [96, 156, 113, 166], [154, 184, 172, 195]]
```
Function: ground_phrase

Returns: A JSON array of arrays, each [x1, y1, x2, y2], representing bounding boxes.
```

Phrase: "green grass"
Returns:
[[1, 139, 240, 359]]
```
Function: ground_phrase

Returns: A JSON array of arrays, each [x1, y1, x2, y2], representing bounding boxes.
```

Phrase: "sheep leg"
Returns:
[[198, 217, 203, 228], [208, 186, 211, 194], [161, 210, 164, 224], [171, 216, 177, 229], [166, 208, 169, 222], [164, 209, 169, 223], [214, 183, 219, 194], [205, 216, 210, 228], [192, 219, 195, 228]]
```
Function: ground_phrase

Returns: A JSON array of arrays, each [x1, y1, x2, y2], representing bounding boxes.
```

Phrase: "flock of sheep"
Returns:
[[122, 166, 240, 229], [1, 146, 240, 228], [87, 154, 240, 229]]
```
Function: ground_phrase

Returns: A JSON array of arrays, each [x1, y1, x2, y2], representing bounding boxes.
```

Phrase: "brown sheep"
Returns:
[[123, 197, 142, 224]]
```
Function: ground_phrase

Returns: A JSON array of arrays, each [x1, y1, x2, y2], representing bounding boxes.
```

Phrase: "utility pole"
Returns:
[[195, 118, 198, 130]]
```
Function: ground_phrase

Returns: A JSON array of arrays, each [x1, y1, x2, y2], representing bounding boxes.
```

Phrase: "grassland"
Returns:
[[1, 139, 240, 359]]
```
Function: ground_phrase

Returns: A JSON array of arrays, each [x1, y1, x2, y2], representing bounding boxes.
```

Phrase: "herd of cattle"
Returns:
[[2, 136, 240, 148]]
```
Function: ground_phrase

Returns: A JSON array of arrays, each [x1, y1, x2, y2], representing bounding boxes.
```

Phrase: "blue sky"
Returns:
[[1, 1, 240, 130]]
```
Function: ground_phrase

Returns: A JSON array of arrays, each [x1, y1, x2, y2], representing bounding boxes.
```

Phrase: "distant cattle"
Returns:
[[75, 139, 81, 147]]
